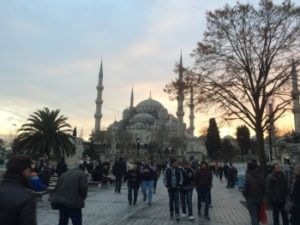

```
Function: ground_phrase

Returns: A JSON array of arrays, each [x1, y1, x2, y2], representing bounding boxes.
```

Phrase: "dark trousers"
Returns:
[[58, 205, 82, 225], [128, 183, 139, 204], [153, 177, 158, 193], [219, 172, 223, 181], [180, 189, 193, 216], [115, 176, 122, 193], [168, 188, 180, 216], [272, 201, 289, 225], [196, 187, 210, 215], [247, 199, 261, 225]]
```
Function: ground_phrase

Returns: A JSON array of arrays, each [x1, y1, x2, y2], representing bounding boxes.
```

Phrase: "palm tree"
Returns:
[[15, 108, 75, 160]]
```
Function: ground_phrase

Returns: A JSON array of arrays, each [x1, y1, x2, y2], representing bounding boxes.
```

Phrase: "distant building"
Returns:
[[93, 54, 206, 160]]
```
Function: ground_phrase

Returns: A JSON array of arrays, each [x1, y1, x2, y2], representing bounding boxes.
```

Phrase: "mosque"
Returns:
[[93, 54, 206, 160]]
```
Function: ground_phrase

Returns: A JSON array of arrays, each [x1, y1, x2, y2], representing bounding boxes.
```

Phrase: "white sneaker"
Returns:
[[181, 213, 186, 218], [189, 216, 195, 221]]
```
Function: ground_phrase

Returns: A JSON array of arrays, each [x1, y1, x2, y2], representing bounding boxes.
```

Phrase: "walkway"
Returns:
[[37, 176, 261, 225]]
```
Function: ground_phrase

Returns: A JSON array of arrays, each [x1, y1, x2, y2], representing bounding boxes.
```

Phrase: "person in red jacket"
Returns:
[[194, 161, 212, 220]]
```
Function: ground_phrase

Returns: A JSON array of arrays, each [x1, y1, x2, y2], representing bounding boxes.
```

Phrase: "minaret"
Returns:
[[176, 52, 185, 137], [187, 86, 195, 136], [130, 86, 134, 109], [291, 60, 300, 133], [94, 60, 104, 134]]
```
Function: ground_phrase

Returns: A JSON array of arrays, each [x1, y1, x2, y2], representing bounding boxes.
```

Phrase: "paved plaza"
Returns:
[[37, 177, 268, 225]]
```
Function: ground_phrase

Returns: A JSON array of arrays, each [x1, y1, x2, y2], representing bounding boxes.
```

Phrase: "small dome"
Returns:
[[129, 113, 155, 124]]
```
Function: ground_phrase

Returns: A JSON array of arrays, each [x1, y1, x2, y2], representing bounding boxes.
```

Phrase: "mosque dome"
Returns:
[[129, 113, 155, 124], [136, 98, 164, 113]]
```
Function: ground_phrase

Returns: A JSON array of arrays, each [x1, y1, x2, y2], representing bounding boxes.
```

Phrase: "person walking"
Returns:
[[266, 163, 289, 225], [49, 166, 88, 225], [112, 157, 127, 193], [289, 164, 300, 225], [219, 164, 224, 181], [0, 155, 37, 225], [242, 162, 265, 225], [164, 158, 183, 221], [124, 162, 141, 205], [140, 160, 156, 206], [180, 161, 195, 221], [194, 161, 212, 220]]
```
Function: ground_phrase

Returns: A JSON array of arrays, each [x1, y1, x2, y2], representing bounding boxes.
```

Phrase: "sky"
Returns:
[[0, 0, 296, 141]]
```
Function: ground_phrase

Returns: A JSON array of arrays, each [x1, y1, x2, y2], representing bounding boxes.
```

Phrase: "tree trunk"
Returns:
[[256, 126, 267, 175]]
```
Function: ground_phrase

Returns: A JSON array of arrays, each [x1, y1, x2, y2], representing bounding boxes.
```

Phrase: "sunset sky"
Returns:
[[0, 0, 295, 141]]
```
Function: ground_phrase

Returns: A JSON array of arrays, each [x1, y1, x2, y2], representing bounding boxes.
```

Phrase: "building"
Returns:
[[93, 55, 206, 160]]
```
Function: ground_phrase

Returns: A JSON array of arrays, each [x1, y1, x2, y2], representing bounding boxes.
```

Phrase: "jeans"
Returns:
[[196, 187, 210, 215], [180, 188, 193, 216], [128, 183, 139, 204], [247, 199, 261, 225], [142, 180, 154, 203], [168, 188, 180, 216], [115, 176, 123, 193], [58, 205, 82, 225], [272, 201, 289, 225]]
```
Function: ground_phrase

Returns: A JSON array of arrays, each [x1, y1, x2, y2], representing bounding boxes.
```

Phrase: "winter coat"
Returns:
[[112, 160, 127, 177], [0, 173, 37, 225], [291, 175, 300, 225], [124, 169, 141, 186], [181, 168, 194, 189], [242, 169, 265, 202], [164, 167, 183, 189], [266, 171, 288, 203], [194, 168, 212, 189], [140, 165, 156, 181], [49, 169, 88, 209]]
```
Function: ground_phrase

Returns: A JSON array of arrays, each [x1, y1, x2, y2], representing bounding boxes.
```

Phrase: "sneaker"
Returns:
[[189, 216, 195, 221], [181, 213, 186, 218]]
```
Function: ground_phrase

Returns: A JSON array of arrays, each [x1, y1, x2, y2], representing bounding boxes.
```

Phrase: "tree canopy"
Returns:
[[236, 125, 251, 158], [14, 107, 75, 160], [205, 118, 222, 160], [165, 0, 300, 171]]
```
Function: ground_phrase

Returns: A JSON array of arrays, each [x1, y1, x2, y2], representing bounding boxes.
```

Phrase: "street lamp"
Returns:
[[135, 137, 140, 159]]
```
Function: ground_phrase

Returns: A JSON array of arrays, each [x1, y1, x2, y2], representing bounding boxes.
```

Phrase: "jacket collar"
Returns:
[[1, 172, 31, 188]]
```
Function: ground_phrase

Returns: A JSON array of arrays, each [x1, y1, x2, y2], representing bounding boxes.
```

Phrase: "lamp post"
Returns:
[[136, 137, 140, 159]]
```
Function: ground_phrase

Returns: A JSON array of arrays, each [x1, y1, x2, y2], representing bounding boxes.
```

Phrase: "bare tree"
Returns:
[[165, 0, 300, 171]]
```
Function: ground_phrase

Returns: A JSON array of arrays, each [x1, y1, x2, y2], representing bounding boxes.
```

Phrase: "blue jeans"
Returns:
[[142, 180, 154, 203], [58, 205, 82, 225], [246, 199, 261, 225], [180, 188, 193, 216], [196, 187, 210, 215], [168, 188, 180, 216]]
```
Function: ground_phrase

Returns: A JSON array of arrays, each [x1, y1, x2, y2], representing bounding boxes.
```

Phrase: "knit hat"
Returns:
[[6, 155, 32, 175]]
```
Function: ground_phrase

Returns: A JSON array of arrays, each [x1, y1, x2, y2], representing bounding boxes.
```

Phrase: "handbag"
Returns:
[[259, 202, 268, 224]]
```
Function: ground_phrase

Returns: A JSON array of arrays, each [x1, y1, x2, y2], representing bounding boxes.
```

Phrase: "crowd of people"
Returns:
[[0, 154, 299, 225]]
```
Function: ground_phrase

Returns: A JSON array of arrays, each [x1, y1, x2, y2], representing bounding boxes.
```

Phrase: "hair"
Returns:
[[247, 162, 257, 172], [200, 161, 208, 168], [6, 155, 32, 175], [170, 158, 177, 165]]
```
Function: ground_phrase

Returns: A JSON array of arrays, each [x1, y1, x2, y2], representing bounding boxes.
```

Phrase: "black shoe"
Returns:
[[198, 211, 201, 216], [128, 202, 132, 205], [148, 202, 152, 206], [170, 214, 174, 219], [205, 215, 210, 220], [176, 215, 180, 221], [133, 202, 136, 205], [143, 196, 146, 202]]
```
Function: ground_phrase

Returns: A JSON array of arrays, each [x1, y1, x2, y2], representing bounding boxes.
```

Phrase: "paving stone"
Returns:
[[37, 176, 272, 225]]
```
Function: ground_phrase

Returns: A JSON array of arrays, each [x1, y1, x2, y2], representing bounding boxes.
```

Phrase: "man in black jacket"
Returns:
[[49, 167, 88, 225], [0, 155, 36, 225], [242, 162, 265, 225], [266, 163, 289, 225], [112, 157, 127, 193], [164, 158, 183, 221]]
